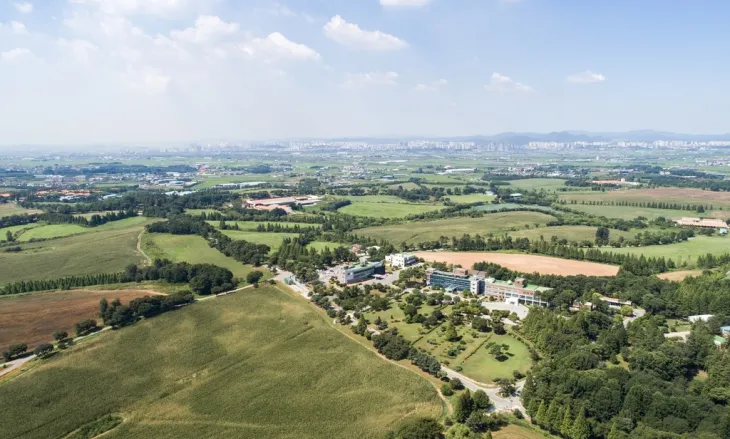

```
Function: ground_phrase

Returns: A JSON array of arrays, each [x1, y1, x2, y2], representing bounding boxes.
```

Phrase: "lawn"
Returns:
[[415, 322, 483, 366], [338, 202, 445, 218], [142, 233, 270, 281], [494, 424, 559, 439], [220, 230, 299, 252], [341, 195, 415, 204], [0, 286, 442, 439], [505, 179, 567, 192], [357, 212, 557, 244], [0, 226, 147, 285], [307, 241, 351, 252], [0, 203, 43, 218], [606, 236, 730, 267], [561, 203, 726, 221], [458, 333, 532, 384]]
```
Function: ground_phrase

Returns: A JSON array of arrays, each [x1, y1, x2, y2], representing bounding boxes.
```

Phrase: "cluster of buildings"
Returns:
[[426, 268, 551, 307], [243, 195, 321, 214], [336, 261, 386, 284], [385, 253, 418, 268], [674, 217, 728, 232]]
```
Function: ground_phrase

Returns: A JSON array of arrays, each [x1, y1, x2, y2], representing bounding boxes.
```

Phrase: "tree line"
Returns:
[[99, 290, 195, 328], [38, 209, 137, 227], [560, 198, 716, 213]]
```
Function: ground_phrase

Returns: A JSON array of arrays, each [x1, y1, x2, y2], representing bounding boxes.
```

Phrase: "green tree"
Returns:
[[454, 389, 473, 423], [445, 424, 475, 439], [52, 331, 69, 342], [246, 270, 264, 285], [472, 390, 491, 410], [5, 230, 14, 242], [34, 343, 54, 358], [570, 410, 590, 439], [535, 401, 548, 428], [595, 227, 610, 245], [560, 405, 573, 436], [545, 399, 560, 433], [445, 323, 459, 342], [465, 411, 486, 432]]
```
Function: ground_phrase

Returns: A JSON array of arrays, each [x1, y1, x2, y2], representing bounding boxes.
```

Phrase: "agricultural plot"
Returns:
[[472, 204, 558, 214], [445, 194, 497, 204], [504, 179, 567, 192], [657, 270, 704, 281], [17, 217, 151, 242], [0, 222, 42, 241], [0, 203, 42, 217], [0, 287, 442, 439], [561, 203, 726, 221], [508, 225, 636, 242], [0, 226, 146, 285], [607, 236, 730, 267], [220, 230, 299, 252], [414, 252, 620, 276], [142, 233, 269, 280], [559, 188, 730, 210], [338, 201, 444, 218], [0, 288, 159, 348], [357, 212, 557, 244], [307, 241, 351, 252]]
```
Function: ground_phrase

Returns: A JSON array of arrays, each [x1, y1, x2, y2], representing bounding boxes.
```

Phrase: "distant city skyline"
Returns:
[[1, 0, 729, 144]]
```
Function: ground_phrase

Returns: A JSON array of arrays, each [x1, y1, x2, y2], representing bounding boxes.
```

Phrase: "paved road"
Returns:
[[441, 366, 526, 414]]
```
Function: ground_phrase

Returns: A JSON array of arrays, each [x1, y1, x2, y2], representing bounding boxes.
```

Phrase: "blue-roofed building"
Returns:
[[721, 326, 730, 336]]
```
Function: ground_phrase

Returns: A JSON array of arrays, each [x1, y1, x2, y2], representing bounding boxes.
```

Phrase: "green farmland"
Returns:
[[505, 179, 567, 192], [357, 211, 557, 244], [0, 286, 441, 439], [0, 203, 42, 217], [220, 230, 299, 252], [338, 201, 444, 218], [508, 225, 636, 242], [605, 236, 730, 267], [142, 233, 268, 280], [16, 217, 152, 242], [562, 203, 726, 221]]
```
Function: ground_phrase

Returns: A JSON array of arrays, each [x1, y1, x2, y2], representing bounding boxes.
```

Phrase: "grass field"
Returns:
[[0, 203, 43, 217], [445, 194, 497, 204], [414, 252, 620, 276], [458, 333, 532, 384], [142, 233, 269, 281], [562, 203, 726, 221], [16, 217, 151, 242], [307, 241, 351, 252], [494, 424, 558, 439], [220, 230, 299, 252], [0, 225, 147, 285], [559, 188, 730, 210], [0, 222, 42, 241], [508, 225, 636, 242], [357, 212, 557, 244], [505, 179, 567, 192], [657, 270, 705, 281], [0, 286, 441, 439], [338, 201, 445, 218], [341, 195, 416, 204], [473, 204, 558, 214], [0, 289, 160, 349], [607, 236, 730, 267]]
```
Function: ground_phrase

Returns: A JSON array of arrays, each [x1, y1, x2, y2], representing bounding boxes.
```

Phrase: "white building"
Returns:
[[688, 314, 714, 323], [385, 253, 418, 268]]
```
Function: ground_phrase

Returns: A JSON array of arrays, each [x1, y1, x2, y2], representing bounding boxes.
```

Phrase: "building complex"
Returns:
[[426, 268, 551, 306], [337, 261, 386, 284], [385, 253, 418, 268]]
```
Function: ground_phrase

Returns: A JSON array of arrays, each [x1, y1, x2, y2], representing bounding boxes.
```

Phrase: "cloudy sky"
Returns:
[[0, 0, 728, 144]]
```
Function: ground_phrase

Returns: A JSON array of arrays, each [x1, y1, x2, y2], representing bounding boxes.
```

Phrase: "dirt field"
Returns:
[[0, 289, 161, 349], [414, 252, 620, 276], [657, 270, 704, 282]]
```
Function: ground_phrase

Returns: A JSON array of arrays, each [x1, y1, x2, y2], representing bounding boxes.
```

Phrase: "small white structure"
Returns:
[[385, 253, 418, 268], [689, 314, 714, 323]]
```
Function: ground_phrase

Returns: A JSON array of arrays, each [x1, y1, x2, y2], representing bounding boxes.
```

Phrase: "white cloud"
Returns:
[[324, 15, 407, 51], [171, 15, 238, 44], [58, 38, 99, 62], [485, 72, 533, 93], [1, 48, 32, 61], [10, 21, 29, 35], [13, 2, 33, 13], [414, 78, 448, 92], [69, 0, 190, 16], [566, 70, 606, 84], [380, 0, 431, 6], [241, 32, 321, 62], [343, 72, 399, 87], [122, 66, 170, 94]]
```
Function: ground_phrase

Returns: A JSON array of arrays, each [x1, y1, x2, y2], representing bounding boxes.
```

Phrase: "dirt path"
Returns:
[[137, 230, 151, 266]]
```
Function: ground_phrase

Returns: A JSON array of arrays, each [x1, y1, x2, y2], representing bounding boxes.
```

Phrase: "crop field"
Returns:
[[341, 195, 416, 204], [0, 289, 159, 349], [16, 217, 152, 242], [504, 179, 567, 192], [414, 252, 620, 276], [357, 212, 557, 244], [142, 233, 269, 280], [0, 286, 441, 439], [508, 225, 636, 242], [338, 201, 445, 218], [388, 182, 420, 190], [0, 226, 146, 285], [457, 333, 532, 384], [562, 203, 726, 221], [559, 188, 730, 210], [658, 270, 705, 282], [445, 194, 497, 204], [220, 230, 299, 251], [0, 203, 43, 217], [606, 236, 730, 267], [0, 222, 42, 241]]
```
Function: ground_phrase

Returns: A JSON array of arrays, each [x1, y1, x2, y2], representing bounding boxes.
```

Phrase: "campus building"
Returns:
[[243, 196, 321, 214], [338, 261, 386, 284], [674, 217, 728, 229], [426, 268, 551, 306], [385, 253, 418, 268]]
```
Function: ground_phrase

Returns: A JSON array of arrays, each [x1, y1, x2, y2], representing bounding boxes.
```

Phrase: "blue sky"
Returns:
[[0, 0, 728, 144]]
